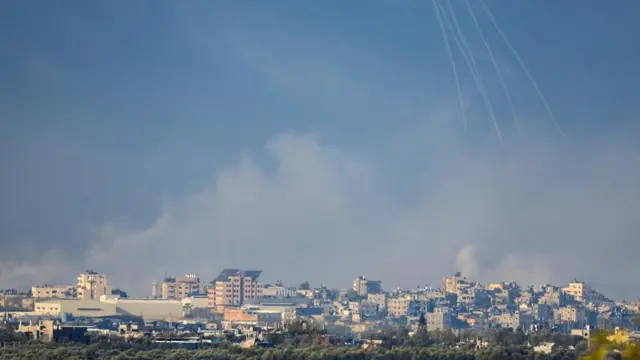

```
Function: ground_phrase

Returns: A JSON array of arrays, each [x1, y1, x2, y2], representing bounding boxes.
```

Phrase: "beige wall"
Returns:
[[17, 320, 55, 342], [103, 298, 184, 321], [34, 299, 117, 317], [224, 307, 282, 327]]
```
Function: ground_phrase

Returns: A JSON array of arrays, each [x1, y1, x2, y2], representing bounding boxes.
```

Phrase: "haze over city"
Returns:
[[1, 0, 639, 300]]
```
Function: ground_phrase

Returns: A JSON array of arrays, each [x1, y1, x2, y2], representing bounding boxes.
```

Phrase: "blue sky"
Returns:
[[1, 0, 639, 298]]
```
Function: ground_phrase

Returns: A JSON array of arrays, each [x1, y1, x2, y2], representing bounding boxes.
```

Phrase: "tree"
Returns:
[[582, 329, 640, 360], [418, 313, 427, 329], [0, 326, 27, 344], [298, 281, 310, 290], [111, 289, 128, 298]]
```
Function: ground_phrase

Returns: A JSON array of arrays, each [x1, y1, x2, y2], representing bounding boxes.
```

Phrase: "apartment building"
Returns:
[[427, 308, 453, 330], [442, 272, 468, 294], [352, 276, 382, 297], [349, 301, 378, 319], [207, 269, 262, 313], [495, 311, 533, 330], [222, 306, 282, 328], [388, 296, 421, 318], [534, 303, 555, 323], [31, 285, 75, 299], [367, 293, 388, 313], [538, 285, 567, 306], [161, 274, 200, 300], [555, 305, 587, 327], [76, 271, 111, 300], [562, 281, 595, 303]]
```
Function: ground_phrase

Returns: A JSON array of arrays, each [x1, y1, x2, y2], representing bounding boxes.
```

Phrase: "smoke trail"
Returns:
[[464, 0, 521, 133], [440, 1, 484, 99], [431, 0, 468, 132], [478, 0, 565, 137], [440, 0, 503, 145]]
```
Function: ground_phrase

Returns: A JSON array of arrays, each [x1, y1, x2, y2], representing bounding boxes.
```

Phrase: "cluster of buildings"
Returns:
[[2, 269, 640, 342]]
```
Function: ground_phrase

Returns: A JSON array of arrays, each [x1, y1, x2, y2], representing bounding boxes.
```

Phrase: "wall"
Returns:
[[103, 298, 184, 321]]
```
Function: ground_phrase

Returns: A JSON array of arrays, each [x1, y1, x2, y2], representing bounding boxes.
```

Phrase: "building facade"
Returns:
[[31, 285, 75, 299], [33, 299, 117, 317], [562, 281, 595, 303], [388, 296, 421, 318], [427, 308, 453, 330], [207, 269, 263, 313], [161, 274, 200, 300], [353, 276, 382, 297], [76, 271, 110, 300]]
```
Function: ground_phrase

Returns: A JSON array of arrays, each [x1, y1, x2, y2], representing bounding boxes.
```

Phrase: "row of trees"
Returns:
[[358, 326, 585, 350], [4, 322, 636, 359], [0, 343, 578, 360]]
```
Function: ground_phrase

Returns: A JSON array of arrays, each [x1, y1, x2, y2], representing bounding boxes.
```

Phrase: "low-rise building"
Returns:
[[0, 294, 31, 310], [33, 299, 117, 318], [100, 297, 184, 321], [17, 319, 90, 343], [31, 285, 75, 299], [222, 306, 282, 328]]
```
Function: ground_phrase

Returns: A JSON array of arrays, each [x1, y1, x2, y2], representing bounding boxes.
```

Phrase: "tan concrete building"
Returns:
[[495, 311, 533, 330], [207, 269, 262, 313], [34, 299, 117, 317], [427, 308, 453, 330], [161, 274, 200, 300], [222, 306, 281, 328], [353, 276, 382, 297], [388, 296, 421, 318], [100, 297, 184, 321], [76, 271, 111, 300], [442, 272, 466, 294], [17, 319, 90, 343], [244, 303, 297, 323], [0, 294, 32, 310], [17, 320, 57, 342], [562, 281, 594, 302], [538, 285, 566, 306], [31, 285, 75, 299], [367, 293, 388, 313], [555, 305, 587, 326], [349, 301, 378, 321]]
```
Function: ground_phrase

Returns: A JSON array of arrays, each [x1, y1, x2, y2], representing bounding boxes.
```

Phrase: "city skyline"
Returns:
[[7, 267, 634, 336], [1, 0, 640, 300], [8, 268, 631, 304]]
